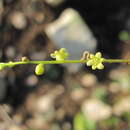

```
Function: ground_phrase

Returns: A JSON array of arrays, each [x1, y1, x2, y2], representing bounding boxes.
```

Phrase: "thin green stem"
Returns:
[[3, 60, 88, 66], [1, 59, 130, 68], [103, 59, 130, 63]]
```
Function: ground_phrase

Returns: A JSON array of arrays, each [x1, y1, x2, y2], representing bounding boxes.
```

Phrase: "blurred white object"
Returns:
[[45, 8, 97, 72], [82, 99, 112, 121], [45, 0, 65, 6], [113, 97, 130, 116], [9, 11, 27, 29]]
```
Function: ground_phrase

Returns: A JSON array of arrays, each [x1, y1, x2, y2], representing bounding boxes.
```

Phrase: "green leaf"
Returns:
[[74, 112, 96, 130]]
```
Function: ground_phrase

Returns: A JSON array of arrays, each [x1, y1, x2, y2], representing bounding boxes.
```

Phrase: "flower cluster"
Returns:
[[86, 52, 104, 70], [35, 48, 69, 75], [50, 48, 69, 61]]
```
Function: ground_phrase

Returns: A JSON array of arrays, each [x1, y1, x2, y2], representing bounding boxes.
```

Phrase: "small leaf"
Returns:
[[74, 112, 96, 130]]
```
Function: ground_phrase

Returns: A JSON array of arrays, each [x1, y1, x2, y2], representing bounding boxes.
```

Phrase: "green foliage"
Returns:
[[102, 116, 120, 128], [119, 30, 130, 41], [92, 87, 108, 102], [74, 112, 96, 130]]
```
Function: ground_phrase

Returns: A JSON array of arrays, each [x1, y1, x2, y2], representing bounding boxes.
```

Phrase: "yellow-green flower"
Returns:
[[50, 48, 69, 61], [86, 52, 104, 70]]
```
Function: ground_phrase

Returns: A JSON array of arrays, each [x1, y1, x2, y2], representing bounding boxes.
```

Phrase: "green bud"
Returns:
[[35, 64, 45, 75], [0, 63, 6, 70]]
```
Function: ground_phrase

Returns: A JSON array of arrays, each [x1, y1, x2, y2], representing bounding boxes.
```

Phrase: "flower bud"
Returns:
[[35, 64, 45, 75], [50, 48, 69, 61]]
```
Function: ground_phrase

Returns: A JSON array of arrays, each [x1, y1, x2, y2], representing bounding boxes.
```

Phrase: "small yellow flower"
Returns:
[[50, 48, 69, 61], [86, 52, 104, 70]]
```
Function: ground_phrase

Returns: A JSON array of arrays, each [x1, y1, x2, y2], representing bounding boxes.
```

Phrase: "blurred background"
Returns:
[[0, 0, 130, 130]]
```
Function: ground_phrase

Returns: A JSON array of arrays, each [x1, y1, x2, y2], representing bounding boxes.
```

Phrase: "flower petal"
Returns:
[[59, 48, 66, 53], [95, 52, 102, 58], [92, 65, 97, 70], [97, 63, 104, 69], [87, 60, 94, 66], [90, 54, 94, 58], [50, 54, 56, 58]]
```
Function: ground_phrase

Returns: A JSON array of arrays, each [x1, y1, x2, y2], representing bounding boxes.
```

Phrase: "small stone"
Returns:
[[2, 104, 12, 113], [51, 123, 60, 130], [109, 82, 121, 93], [113, 97, 130, 116], [26, 75, 38, 86], [45, 0, 65, 6], [70, 88, 87, 101], [8, 125, 22, 130], [9, 12, 27, 29], [27, 116, 45, 129], [34, 12, 45, 23], [82, 99, 112, 121], [62, 122, 71, 130], [36, 94, 54, 114], [80, 74, 97, 87], [12, 114, 23, 124], [5, 46, 15, 58]]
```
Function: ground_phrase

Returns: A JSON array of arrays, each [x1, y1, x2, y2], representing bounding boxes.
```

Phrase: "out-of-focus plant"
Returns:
[[74, 112, 96, 130]]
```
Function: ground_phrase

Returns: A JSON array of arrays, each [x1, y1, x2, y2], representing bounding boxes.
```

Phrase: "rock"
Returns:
[[82, 99, 112, 121], [36, 94, 54, 113], [5, 46, 16, 59], [45, 0, 65, 6], [70, 88, 87, 102], [80, 74, 97, 87], [27, 116, 47, 129], [25, 75, 38, 86], [45, 8, 97, 72], [108, 82, 121, 93], [8, 125, 22, 130], [35, 94, 55, 121], [9, 11, 27, 29], [113, 97, 130, 116]]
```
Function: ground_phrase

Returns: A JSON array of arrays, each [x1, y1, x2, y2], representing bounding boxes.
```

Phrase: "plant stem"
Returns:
[[1, 59, 130, 68], [103, 59, 130, 63]]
